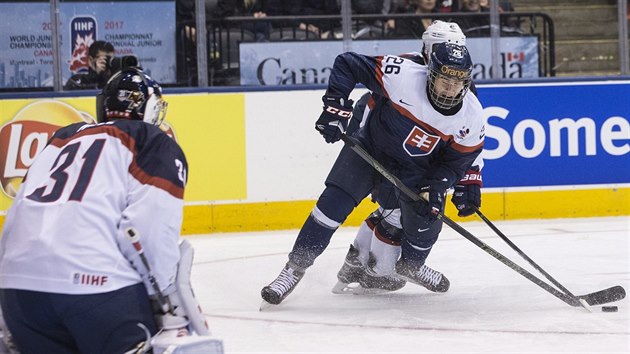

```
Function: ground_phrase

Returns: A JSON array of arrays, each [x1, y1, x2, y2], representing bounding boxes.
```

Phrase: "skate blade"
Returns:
[[331, 281, 361, 294], [259, 300, 275, 311], [331, 281, 393, 295], [351, 286, 395, 295]]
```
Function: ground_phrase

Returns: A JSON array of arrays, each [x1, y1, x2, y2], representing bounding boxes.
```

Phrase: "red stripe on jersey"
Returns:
[[390, 104, 484, 153], [50, 124, 136, 151], [129, 161, 184, 199], [49, 125, 184, 199], [375, 56, 389, 99], [367, 95, 375, 110]]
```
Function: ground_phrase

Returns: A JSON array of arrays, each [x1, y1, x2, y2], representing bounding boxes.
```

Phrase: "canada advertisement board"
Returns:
[[240, 37, 540, 85]]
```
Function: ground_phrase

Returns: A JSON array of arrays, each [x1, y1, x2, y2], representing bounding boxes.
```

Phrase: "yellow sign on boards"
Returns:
[[0, 93, 247, 215]]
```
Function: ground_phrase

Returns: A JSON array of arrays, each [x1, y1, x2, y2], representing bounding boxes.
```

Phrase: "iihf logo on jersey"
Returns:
[[73, 272, 108, 286], [404, 126, 440, 157], [68, 16, 97, 74]]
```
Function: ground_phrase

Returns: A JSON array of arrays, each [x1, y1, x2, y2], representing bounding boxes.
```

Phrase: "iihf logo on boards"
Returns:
[[68, 16, 97, 74]]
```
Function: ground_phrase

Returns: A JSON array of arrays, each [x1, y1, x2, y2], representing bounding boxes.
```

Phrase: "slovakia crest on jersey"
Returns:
[[403, 126, 440, 157]]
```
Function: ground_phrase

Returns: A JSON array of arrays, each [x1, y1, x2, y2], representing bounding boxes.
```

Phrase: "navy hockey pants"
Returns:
[[0, 283, 157, 354], [289, 142, 442, 268]]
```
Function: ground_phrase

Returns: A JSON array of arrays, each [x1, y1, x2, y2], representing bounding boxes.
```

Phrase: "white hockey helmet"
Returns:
[[422, 20, 467, 60]]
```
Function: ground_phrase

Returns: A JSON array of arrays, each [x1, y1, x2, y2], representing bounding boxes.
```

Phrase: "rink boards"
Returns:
[[0, 81, 628, 233]]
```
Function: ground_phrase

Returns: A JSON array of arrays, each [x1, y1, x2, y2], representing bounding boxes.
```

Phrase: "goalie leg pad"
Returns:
[[164, 239, 210, 336], [152, 335, 224, 354]]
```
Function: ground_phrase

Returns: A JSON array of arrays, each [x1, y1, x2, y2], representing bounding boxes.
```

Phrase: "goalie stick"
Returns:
[[339, 133, 626, 308], [126, 227, 174, 314]]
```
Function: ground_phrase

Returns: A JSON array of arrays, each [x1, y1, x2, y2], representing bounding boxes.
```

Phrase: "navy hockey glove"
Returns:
[[451, 168, 482, 217], [415, 185, 445, 228], [315, 94, 353, 143]]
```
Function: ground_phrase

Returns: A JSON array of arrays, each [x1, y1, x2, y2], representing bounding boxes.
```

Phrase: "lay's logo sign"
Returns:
[[0, 100, 95, 198]]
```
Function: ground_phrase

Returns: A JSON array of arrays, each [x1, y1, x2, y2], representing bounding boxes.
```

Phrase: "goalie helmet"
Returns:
[[422, 20, 466, 61], [427, 42, 472, 110], [97, 67, 167, 126]]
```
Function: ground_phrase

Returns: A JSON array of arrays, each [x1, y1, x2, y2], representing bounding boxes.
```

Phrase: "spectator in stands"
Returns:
[[459, 0, 516, 35], [352, 0, 403, 38], [213, 0, 300, 41], [479, 0, 514, 12], [299, 0, 340, 39], [458, 0, 489, 33], [435, 0, 460, 12], [213, 0, 269, 41], [64, 41, 115, 90], [387, 0, 439, 38]]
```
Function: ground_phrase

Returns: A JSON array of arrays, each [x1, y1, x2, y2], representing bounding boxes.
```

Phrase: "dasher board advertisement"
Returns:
[[478, 82, 630, 188], [239, 37, 539, 85], [0, 1, 176, 89]]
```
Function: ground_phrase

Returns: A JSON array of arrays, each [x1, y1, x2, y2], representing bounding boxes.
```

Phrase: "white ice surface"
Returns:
[[188, 216, 629, 353]]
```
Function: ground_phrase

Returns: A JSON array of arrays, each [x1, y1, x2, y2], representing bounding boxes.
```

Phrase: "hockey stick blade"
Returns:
[[578, 285, 626, 306]]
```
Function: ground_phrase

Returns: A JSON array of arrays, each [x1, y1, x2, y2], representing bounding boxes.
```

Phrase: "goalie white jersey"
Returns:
[[0, 120, 187, 295]]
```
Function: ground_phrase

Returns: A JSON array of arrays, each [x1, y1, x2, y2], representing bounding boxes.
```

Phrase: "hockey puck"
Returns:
[[601, 306, 618, 312]]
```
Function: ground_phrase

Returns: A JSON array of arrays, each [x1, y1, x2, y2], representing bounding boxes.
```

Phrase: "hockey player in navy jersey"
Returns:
[[333, 20, 485, 295], [261, 42, 485, 306], [0, 68, 220, 353]]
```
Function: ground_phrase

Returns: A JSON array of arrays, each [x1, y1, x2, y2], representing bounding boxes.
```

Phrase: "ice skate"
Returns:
[[395, 260, 450, 293], [331, 245, 365, 294], [355, 254, 406, 294], [332, 246, 406, 295], [260, 263, 305, 308]]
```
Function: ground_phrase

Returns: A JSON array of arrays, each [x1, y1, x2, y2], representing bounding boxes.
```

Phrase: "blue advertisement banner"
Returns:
[[478, 82, 630, 188], [0, 1, 176, 88], [240, 37, 539, 85]]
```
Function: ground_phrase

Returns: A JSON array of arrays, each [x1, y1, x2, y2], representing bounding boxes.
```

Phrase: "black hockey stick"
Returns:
[[472, 206, 626, 306], [339, 133, 625, 307]]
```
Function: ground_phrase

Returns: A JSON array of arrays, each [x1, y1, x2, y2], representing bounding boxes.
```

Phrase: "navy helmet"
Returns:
[[97, 67, 167, 126], [427, 42, 473, 110]]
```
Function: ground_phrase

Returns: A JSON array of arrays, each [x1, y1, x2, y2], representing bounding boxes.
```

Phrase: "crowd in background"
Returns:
[[177, 0, 517, 41]]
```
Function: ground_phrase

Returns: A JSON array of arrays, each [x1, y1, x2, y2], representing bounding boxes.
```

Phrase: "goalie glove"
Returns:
[[451, 168, 482, 217], [315, 94, 353, 143]]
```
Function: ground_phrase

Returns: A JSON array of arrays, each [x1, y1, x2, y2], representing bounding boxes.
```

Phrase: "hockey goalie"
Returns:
[[0, 67, 222, 353]]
